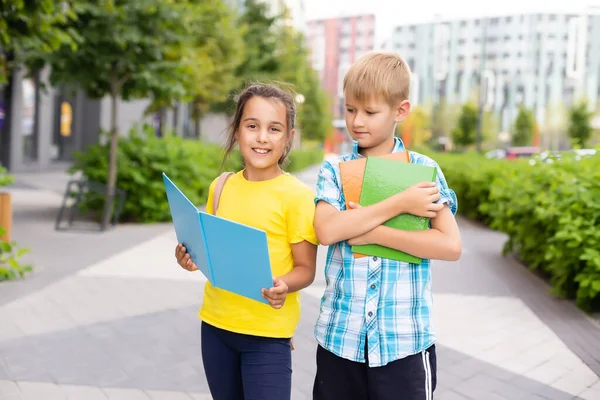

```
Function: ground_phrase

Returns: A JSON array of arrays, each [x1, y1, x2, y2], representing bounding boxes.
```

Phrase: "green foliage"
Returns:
[[70, 124, 242, 223], [286, 147, 324, 172], [451, 103, 478, 148], [434, 151, 600, 311], [0, 227, 32, 281], [0, 165, 15, 186], [295, 64, 332, 143], [70, 124, 322, 223], [430, 99, 460, 139], [212, 0, 331, 143], [0, 0, 77, 84], [0, 166, 29, 282], [42, 0, 194, 101], [512, 106, 536, 146], [154, 0, 245, 122], [568, 100, 594, 149], [38, 0, 242, 227]]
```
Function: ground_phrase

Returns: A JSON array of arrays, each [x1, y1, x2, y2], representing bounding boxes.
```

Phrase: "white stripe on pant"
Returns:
[[422, 350, 433, 400]]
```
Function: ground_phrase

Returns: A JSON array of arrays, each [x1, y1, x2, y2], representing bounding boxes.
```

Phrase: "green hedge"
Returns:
[[287, 146, 324, 172], [433, 151, 600, 311], [70, 124, 323, 224]]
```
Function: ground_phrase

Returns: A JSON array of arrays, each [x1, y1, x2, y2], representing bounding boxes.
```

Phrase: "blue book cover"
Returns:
[[163, 173, 273, 304]]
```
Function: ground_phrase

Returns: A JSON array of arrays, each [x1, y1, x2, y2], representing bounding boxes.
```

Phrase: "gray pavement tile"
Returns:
[[0, 381, 20, 396], [145, 390, 194, 400], [61, 384, 109, 400], [0, 362, 13, 381], [1, 279, 593, 399], [0, 395, 24, 400], [17, 381, 65, 400], [101, 388, 151, 400], [437, 390, 472, 400], [452, 373, 506, 398]]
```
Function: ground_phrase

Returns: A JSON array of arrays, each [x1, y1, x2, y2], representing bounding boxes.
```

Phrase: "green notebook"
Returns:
[[351, 156, 437, 264]]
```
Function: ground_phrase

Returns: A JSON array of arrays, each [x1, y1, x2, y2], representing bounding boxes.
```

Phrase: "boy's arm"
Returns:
[[313, 161, 442, 246], [347, 204, 462, 261], [348, 158, 462, 261]]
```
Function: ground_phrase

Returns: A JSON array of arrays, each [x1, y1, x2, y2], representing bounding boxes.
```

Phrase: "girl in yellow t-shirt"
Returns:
[[174, 83, 318, 400]]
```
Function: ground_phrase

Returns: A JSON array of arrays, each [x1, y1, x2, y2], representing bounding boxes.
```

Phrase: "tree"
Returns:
[[0, 0, 76, 168], [431, 99, 460, 139], [296, 68, 331, 142], [40, 0, 197, 229], [211, 0, 280, 114], [567, 100, 594, 149], [148, 0, 244, 138], [0, 0, 76, 84], [512, 106, 536, 146], [212, 0, 331, 143], [274, 10, 331, 143], [398, 106, 431, 148], [451, 103, 478, 148]]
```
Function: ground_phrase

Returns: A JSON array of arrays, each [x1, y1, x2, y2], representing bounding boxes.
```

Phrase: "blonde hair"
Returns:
[[343, 52, 411, 106]]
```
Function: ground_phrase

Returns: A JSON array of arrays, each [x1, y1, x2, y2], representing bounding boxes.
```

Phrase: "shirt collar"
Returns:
[[351, 137, 407, 158]]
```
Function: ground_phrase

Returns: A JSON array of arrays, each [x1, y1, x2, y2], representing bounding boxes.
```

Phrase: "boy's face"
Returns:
[[344, 94, 410, 155]]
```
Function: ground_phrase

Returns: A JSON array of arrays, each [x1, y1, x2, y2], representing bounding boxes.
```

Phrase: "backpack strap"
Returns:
[[212, 172, 234, 215]]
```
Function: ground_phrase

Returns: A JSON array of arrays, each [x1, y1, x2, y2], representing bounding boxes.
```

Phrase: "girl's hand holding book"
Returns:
[[175, 243, 199, 272], [261, 277, 289, 309]]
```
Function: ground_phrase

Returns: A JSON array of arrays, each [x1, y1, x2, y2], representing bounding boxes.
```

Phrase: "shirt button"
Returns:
[[368, 311, 373, 317], [373, 256, 378, 261], [371, 284, 376, 289]]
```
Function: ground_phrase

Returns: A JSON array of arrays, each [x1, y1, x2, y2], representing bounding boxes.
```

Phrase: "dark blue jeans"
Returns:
[[201, 321, 292, 400]]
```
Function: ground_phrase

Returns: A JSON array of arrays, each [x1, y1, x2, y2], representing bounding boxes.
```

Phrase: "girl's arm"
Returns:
[[262, 240, 317, 308], [347, 205, 462, 261], [279, 240, 318, 292]]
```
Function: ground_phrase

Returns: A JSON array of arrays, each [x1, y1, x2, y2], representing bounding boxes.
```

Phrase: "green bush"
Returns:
[[0, 167, 32, 282], [70, 124, 243, 223], [71, 124, 323, 224], [286, 146, 324, 172], [435, 151, 600, 311], [0, 227, 32, 281]]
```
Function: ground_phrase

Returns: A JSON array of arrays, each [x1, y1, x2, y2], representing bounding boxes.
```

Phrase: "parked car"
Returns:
[[485, 146, 540, 160], [528, 149, 597, 165]]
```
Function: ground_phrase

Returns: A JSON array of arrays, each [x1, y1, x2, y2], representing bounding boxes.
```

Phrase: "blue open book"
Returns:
[[163, 173, 273, 304]]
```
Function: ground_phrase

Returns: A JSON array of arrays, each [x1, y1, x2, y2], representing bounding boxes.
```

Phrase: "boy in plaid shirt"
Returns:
[[313, 52, 462, 400]]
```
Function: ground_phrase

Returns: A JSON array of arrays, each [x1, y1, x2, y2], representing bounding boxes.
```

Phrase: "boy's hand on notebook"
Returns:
[[397, 182, 444, 218], [262, 277, 288, 309], [175, 243, 199, 272]]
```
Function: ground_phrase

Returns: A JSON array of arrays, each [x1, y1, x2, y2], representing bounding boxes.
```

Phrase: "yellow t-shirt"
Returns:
[[198, 170, 318, 338]]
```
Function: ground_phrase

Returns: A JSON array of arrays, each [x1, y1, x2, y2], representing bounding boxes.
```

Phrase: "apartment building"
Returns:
[[307, 14, 376, 123], [391, 11, 600, 134]]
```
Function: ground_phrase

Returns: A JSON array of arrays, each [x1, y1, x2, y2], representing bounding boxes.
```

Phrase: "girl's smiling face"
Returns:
[[235, 96, 294, 180]]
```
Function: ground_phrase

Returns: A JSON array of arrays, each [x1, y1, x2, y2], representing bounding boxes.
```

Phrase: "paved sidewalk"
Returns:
[[1, 164, 599, 399]]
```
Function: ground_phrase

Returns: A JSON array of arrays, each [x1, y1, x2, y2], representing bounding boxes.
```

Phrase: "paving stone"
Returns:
[[187, 394, 212, 400], [437, 390, 472, 400], [17, 382, 65, 400], [61, 384, 109, 400], [0, 381, 20, 396], [452, 373, 506, 399], [102, 388, 151, 400]]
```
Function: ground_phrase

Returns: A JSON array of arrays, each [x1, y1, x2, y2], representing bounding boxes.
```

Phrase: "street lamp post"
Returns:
[[476, 17, 488, 153]]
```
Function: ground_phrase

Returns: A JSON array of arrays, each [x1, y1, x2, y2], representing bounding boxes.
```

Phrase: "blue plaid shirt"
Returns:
[[314, 137, 458, 367]]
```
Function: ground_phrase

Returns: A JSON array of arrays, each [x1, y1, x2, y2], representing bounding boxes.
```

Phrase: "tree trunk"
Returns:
[[194, 115, 200, 138], [0, 51, 15, 170], [101, 80, 120, 230]]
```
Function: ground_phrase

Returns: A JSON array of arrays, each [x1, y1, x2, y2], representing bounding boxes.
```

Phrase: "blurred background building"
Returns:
[[392, 11, 600, 135], [307, 14, 376, 152]]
